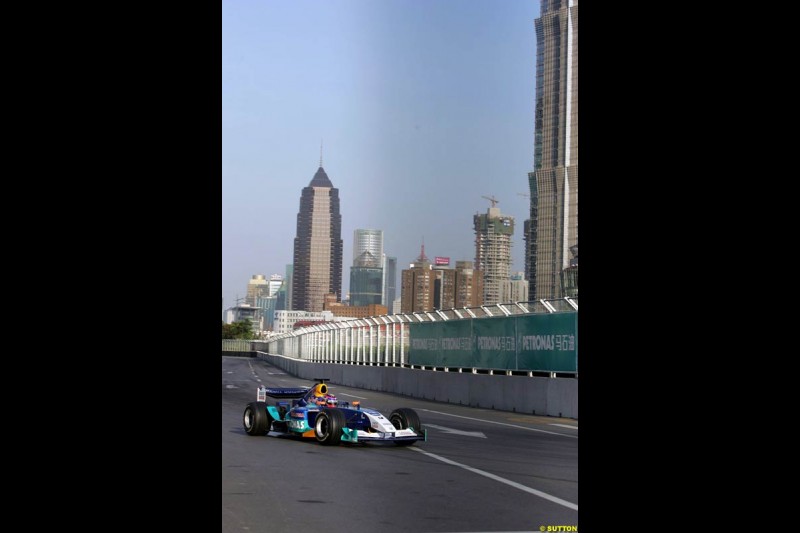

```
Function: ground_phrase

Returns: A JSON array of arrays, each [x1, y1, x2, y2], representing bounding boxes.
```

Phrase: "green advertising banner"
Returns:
[[409, 320, 472, 367], [409, 312, 578, 372], [515, 313, 577, 372], [472, 316, 517, 369]]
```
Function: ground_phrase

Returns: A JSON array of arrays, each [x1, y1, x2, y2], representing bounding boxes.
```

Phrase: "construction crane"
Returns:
[[482, 195, 500, 208], [517, 192, 529, 199]]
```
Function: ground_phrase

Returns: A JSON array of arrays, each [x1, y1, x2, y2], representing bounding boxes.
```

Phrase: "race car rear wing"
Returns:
[[256, 379, 332, 401], [257, 387, 309, 400]]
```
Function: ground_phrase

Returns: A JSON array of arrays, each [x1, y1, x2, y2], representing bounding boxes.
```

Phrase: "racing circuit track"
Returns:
[[222, 355, 578, 532]]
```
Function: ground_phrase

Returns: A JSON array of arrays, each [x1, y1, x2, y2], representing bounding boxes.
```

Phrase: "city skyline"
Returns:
[[222, 0, 540, 313]]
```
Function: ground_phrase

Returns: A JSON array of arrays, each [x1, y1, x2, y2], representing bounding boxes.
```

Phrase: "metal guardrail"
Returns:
[[270, 298, 576, 337], [249, 298, 577, 375], [221, 339, 253, 352]]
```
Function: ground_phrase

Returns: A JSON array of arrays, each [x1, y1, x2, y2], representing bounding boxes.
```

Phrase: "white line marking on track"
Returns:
[[338, 393, 368, 399], [418, 409, 577, 438], [425, 424, 486, 438], [550, 423, 578, 430], [410, 447, 578, 511]]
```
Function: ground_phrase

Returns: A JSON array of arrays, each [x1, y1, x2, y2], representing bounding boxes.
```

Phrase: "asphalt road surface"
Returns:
[[222, 355, 578, 533]]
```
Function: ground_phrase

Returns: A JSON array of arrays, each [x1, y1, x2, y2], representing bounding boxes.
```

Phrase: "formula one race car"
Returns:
[[243, 378, 426, 446]]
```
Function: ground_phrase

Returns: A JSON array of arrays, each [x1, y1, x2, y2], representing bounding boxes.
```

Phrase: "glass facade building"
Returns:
[[351, 229, 383, 307], [527, 0, 578, 300], [349, 266, 383, 307], [352, 229, 383, 267], [383, 256, 396, 307]]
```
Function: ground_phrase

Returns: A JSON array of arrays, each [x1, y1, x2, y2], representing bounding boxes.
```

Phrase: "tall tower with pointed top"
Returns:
[[291, 162, 343, 312]]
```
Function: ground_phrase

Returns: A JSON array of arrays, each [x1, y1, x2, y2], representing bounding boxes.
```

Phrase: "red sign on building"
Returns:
[[435, 256, 450, 266]]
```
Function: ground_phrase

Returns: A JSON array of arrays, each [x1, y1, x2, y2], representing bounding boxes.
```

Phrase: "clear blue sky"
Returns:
[[223, 0, 540, 312]]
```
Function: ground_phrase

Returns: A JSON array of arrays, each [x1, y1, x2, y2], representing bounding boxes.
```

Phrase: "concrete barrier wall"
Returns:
[[256, 352, 577, 419], [220, 351, 256, 358]]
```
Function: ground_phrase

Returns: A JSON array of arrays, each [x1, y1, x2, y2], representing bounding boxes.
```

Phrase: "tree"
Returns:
[[222, 319, 255, 339]]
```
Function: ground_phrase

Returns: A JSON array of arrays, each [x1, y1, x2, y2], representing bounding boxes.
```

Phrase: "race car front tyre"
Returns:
[[314, 408, 345, 445], [390, 408, 422, 446], [243, 401, 272, 436]]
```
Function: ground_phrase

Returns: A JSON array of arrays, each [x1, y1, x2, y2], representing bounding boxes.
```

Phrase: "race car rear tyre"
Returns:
[[243, 401, 272, 436], [314, 408, 345, 445], [390, 408, 422, 446]]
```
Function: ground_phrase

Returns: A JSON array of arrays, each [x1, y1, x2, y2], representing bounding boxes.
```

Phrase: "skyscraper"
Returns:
[[291, 163, 343, 312], [383, 256, 396, 307], [526, 0, 578, 300], [474, 204, 514, 305], [349, 251, 383, 307], [454, 260, 483, 308], [433, 266, 455, 310], [246, 274, 269, 306], [276, 264, 292, 312], [267, 274, 283, 297], [246, 274, 271, 332], [400, 244, 435, 313], [350, 229, 384, 307], [352, 229, 383, 266], [500, 272, 530, 303]]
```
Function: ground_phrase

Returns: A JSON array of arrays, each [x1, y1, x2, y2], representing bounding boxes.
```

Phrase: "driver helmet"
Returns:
[[324, 394, 338, 407]]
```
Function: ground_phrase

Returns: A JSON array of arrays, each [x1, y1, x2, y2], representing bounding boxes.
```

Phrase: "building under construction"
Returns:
[[474, 197, 514, 305]]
